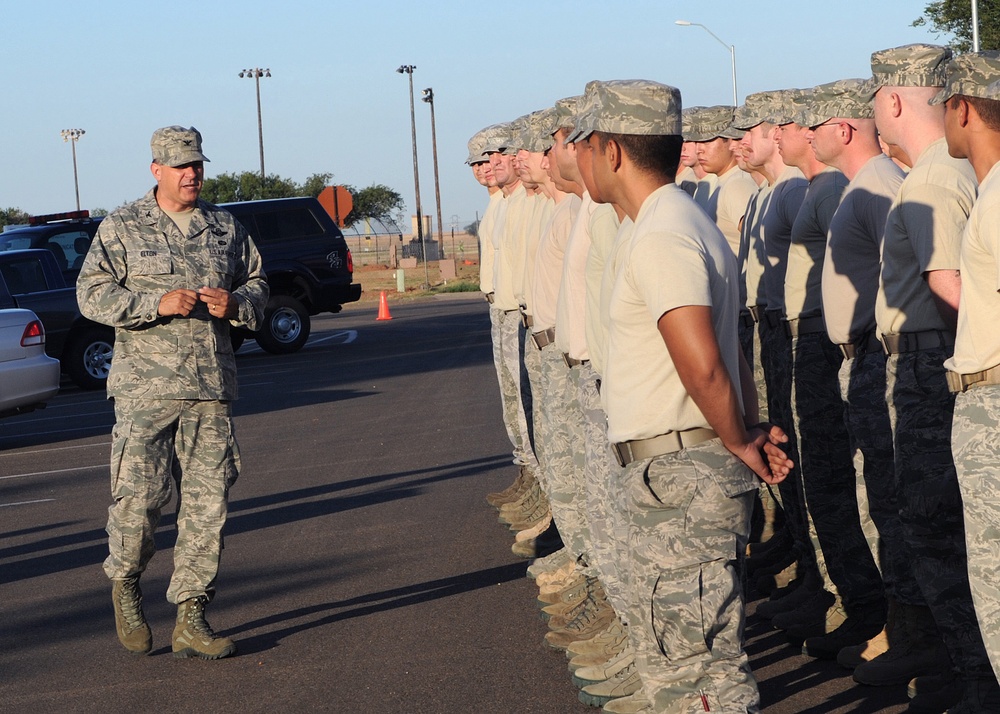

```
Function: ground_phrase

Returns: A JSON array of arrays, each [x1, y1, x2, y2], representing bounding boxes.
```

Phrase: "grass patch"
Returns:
[[435, 281, 480, 293]]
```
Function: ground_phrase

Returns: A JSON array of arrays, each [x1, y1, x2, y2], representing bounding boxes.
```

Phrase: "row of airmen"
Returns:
[[468, 43, 1000, 713]]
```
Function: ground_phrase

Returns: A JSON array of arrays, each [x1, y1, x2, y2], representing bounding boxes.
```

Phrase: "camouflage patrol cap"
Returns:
[[566, 80, 602, 143], [150, 126, 209, 166], [865, 44, 952, 97], [466, 130, 489, 165], [480, 123, 513, 155], [732, 92, 783, 131], [930, 51, 1000, 105], [795, 79, 874, 128], [522, 108, 556, 153], [503, 116, 528, 156], [570, 80, 682, 139], [683, 105, 737, 142], [769, 89, 807, 126], [553, 95, 585, 135]]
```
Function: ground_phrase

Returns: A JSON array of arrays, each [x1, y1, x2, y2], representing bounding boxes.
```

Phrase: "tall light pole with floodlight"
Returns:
[[60, 128, 85, 211], [397, 64, 429, 287], [675, 20, 738, 106], [422, 87, 444, 259], [238, 67, 271, 181]]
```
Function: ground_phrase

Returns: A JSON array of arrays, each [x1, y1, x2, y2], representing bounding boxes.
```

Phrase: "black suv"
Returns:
[[222, 197, 362, 353], [2, 199, 362, 357], [0, 211, 103, 284]]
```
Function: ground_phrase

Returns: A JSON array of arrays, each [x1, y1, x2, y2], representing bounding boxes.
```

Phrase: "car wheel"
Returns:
[[64, 326, 115, 390], [255, 295, 310, 354]]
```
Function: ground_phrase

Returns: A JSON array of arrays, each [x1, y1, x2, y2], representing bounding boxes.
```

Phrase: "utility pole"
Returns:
[[397, 64, 429, 287], [60, 129, 85, 211], [239, 68, 271, 181], [422, 87, 444, 261]]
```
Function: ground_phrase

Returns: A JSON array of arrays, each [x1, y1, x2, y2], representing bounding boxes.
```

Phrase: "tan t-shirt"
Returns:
[[584, 204, 621, 378], [516, 194, 554, 313], [692, 173, 719, 217], [555, 192, 597, 359], [605, 184, 742, 442], [493, 183, 528, 311], [822, 154, 905, 344], [784, 168, 848, 319], [877, 138, 977, 335], [742, 181, 773, 309], [946, 162, 1000, 374], [714, 165, 759, 256], [479, 190, 503, 295], [532, 195, 581, 332], [598, 217, 635, 382], [163, 207, 195, 236], [677, 165, 698, 197], [760, 166, 808, 313]]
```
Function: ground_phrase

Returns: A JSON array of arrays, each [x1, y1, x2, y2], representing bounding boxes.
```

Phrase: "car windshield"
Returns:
[[0, 235, 33, 252]]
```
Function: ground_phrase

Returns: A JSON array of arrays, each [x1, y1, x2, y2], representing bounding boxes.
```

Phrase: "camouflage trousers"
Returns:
[[538, 345, 591, 573], [889, 350, 992, 677], [622, 439, 760, 713], [793, 333, 883, 611], [104, 397, 240, 605], [953, 383, 1000, 682], [838, 349, 913, 606], [759, 316, 815, 576], [523, 333, 546, 489], [489, 307, 536, 468], [578, 363, 629, 622]]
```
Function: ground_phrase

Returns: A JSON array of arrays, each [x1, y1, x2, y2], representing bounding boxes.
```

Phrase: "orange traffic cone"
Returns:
[[377, 291, 392, 321]]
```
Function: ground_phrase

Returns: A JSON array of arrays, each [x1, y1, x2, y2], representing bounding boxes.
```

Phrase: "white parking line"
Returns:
[[0, 499, 55, 508], [0, 465, 105, 480], [309, 330, 358, 345]]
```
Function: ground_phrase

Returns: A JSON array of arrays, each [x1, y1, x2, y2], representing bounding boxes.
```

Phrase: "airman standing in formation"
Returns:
[[469, 45, 1000, 712]]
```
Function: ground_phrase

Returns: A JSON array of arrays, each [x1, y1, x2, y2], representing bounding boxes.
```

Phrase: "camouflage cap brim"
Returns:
[[480, 122, 513, 155], [795, 78, 874, 127], [151, 126, 210, 167]]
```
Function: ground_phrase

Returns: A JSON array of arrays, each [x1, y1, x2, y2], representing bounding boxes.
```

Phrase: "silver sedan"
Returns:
[[0, 308, 61, 418]]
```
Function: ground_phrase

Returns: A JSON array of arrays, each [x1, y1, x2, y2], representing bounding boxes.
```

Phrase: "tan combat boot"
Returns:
[[112, 577, 152, 655], [172, 596, 237, 660]]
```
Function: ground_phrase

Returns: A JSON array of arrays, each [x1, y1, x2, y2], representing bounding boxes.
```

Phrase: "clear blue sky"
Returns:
[[0, 1, 948, 233]]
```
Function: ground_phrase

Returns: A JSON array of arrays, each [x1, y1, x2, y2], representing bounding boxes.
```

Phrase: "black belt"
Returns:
[[837, 332, 881, 360], [611, 428, 718, 467], [532, 327, 555, 350], [563, 354, 588, 368], [881, 330, 954, 355], [763, 310, 783, 329], [739, 311, 756, 330], [785, 315, 825, 338]]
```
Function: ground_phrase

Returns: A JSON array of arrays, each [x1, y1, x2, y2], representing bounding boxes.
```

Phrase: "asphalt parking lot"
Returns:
[[0, 296, 909, 713]]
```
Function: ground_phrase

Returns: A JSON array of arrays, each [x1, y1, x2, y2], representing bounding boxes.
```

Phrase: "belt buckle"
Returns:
[[611, 442, 628, 468]]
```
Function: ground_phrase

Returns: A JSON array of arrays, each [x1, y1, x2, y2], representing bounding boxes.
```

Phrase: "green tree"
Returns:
[[464, 220, 480, 239], [343, 184, 405, 228], [201, 171, 303, 203], [300, 172, 334, 198], [0, 207, 30, 227], [913, 1, 1000, 52], [90, 207, 109, 217]]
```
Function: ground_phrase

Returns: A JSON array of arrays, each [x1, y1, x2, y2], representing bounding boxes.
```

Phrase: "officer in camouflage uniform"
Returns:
[[77, 126, 268, 660], [939, 52, 1000, 711]]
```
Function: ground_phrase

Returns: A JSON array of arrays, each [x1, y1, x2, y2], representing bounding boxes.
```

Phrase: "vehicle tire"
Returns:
[[63, 326, 115, 390], [255, 295, 310, 354]]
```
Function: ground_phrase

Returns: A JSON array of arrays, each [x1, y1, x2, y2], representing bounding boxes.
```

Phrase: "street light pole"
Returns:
[[675, 20, 738, 106], [239, 68, 271, 181], [397, 64, 429, 287], [972, 0, 981, 51], [60, 128, 85, 211], [422, 87, 444, 260]]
